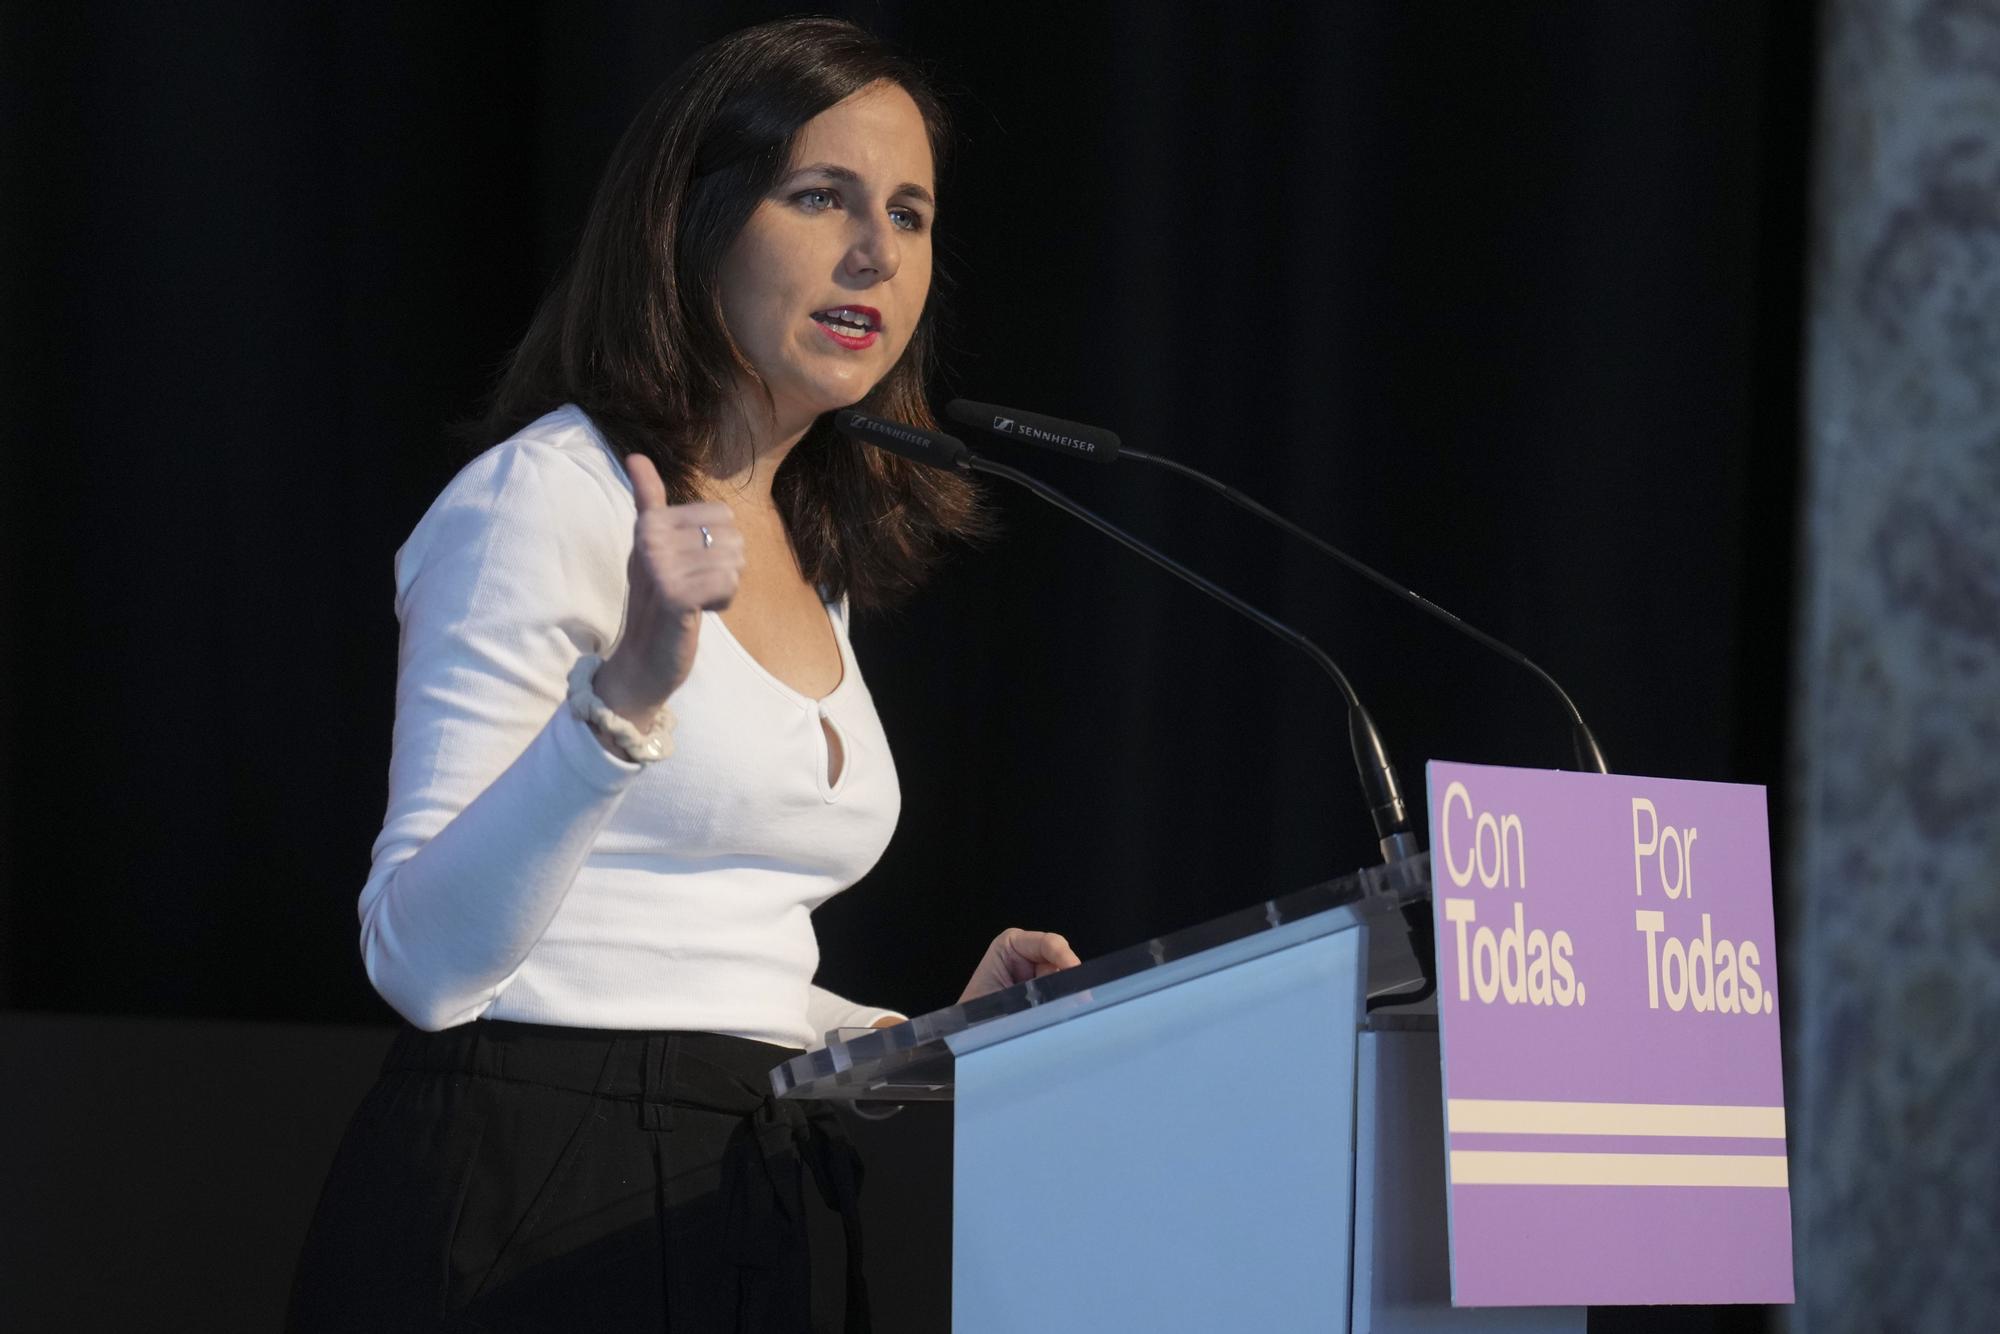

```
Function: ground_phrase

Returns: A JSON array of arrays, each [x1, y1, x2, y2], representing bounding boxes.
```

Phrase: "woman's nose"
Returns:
[[843, 216, 900, 283]]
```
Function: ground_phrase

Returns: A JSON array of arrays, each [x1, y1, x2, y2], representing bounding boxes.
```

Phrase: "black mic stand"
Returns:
[[968, 454, 1438, 1006], [1122, 448, 1610, 774], [836, 410, 1420, 865], [940, 398, 1608, 774]]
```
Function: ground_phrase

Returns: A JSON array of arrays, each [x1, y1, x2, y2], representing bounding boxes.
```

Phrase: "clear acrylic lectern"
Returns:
[[772, 854, 1582, 1334]]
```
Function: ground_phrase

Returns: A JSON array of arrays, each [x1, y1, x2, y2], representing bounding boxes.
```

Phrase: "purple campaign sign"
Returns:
[[1427, 761, 1794, 1307]]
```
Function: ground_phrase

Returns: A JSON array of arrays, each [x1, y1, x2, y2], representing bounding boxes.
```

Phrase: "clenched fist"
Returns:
[[591, 453, 746, 728], [958, 928, 1083, 1004]]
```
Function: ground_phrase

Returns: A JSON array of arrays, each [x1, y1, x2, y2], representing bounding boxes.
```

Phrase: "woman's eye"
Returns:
[[889, 208, 926, 233], [795, 188, 837, 211]]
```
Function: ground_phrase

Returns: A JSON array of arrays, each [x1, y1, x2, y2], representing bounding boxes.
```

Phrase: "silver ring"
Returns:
[[698, 525, 714, 549]]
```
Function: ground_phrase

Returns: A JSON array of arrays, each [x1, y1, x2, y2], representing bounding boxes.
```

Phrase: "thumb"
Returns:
[[624, 452, 668, 511]]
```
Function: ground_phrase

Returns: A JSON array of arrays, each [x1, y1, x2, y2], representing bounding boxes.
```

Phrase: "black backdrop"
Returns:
[[1, 0, 1809, 1056]]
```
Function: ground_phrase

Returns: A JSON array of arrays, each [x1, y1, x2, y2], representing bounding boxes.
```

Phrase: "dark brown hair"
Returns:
[[479, 17, 981, 608]]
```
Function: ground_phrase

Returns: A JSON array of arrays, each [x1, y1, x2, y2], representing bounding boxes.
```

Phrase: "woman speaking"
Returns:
[[288, 17, 1077, 1331]]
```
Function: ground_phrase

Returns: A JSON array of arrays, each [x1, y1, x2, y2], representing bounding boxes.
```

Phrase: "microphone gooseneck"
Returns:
[[837, 409, 1418, 861], [945, 399, 1610, 775]]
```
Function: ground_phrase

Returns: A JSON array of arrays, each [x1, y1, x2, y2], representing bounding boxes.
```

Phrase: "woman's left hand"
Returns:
[[958, 928, 1082, 1004]]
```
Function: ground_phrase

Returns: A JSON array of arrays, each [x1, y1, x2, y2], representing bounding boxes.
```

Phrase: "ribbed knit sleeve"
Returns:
[[358, 439, 640, 1030]]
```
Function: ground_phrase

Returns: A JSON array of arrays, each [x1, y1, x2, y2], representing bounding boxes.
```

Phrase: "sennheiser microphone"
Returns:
[[945, 399, 1122, 462], [835, 410, 971, 470], [838, 409, 1419, 862], [945, 398, 1610, 774]]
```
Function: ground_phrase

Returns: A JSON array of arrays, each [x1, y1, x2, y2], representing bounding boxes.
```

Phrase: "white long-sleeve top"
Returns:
[[358, 404, 905, 1048]]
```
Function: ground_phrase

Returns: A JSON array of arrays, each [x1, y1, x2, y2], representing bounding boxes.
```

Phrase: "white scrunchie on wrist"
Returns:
[[566, 654, 675, 763]]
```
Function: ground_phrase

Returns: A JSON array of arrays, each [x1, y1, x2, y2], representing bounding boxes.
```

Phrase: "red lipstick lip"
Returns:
[[810, 305, 882, 350], [813, 322, 879, 350]]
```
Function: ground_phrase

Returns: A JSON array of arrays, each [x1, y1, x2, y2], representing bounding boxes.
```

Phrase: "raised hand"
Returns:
[[957, 928, 1083, 1004], [591, 453, 746, 728]]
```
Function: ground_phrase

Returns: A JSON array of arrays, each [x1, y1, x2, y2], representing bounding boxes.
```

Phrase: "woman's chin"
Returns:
[[763, 366, 892, 432], [802, 381, 883, 421]]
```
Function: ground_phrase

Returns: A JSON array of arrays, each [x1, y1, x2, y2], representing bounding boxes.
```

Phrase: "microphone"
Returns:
[[943, 398, 1610, 774], [946, 399, 1122, 462], [835, 409, 970, 470], [837, 409, 1419, 862]]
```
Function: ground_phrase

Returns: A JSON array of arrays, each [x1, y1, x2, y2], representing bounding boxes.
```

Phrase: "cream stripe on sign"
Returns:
[[1447, 1099, 1786, 1139], [1450, 1150, 1789, 1188]]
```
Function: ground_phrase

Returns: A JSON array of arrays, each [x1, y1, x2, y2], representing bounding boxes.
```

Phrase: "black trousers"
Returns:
[[286, 1020, 869, 1333]]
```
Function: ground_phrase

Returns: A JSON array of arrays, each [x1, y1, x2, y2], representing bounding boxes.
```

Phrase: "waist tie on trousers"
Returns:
[[647, 1052, 872, 1334]]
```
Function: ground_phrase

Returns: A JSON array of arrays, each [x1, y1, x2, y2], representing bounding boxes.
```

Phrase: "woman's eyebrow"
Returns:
[[787, 162, 935, 207]]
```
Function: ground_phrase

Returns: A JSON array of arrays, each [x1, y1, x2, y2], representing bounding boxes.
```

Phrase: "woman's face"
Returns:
[[717, 80, 936, 433]]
